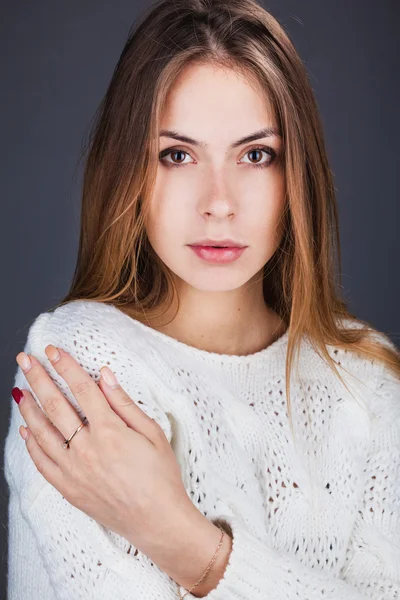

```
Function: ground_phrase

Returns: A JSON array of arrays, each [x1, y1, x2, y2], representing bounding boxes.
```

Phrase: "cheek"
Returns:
[[146, 191, 189, 258], [149, 168, 190, 220], [247, 176, 286, 235]]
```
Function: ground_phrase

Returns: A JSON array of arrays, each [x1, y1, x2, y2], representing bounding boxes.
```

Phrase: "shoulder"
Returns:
[[324, 315, 399, 372], [328, 317, 400, 425], [296, 316, 399, 418], [26, 299, 127, 340], [21, 299, 172, 437], [24, 299, 149, 361]]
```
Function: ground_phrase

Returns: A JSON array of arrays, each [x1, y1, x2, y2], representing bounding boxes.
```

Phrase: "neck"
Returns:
[[145, 279, 287, 357]]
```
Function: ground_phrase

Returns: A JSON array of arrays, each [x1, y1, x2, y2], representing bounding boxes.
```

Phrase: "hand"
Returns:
[[12, 344, 193, 556]]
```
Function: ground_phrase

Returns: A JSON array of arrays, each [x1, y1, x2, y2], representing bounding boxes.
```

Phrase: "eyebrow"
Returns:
[[159, 126, 282, 149]]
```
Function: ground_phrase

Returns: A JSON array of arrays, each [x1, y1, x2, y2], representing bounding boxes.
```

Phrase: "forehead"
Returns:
[[160, 63, 278, 144]]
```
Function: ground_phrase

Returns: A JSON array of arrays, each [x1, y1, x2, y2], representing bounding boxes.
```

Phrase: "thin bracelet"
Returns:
[[178, 525, 225, 599]]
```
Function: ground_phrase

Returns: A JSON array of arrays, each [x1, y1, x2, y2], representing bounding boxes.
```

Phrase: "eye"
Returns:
[[240, 146, 277, 169], [158, 145, 278, 169], [159, 148, 194, 168]]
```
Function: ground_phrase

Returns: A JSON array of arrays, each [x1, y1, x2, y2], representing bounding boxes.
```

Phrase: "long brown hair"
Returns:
[[48, 0, 399, 434]]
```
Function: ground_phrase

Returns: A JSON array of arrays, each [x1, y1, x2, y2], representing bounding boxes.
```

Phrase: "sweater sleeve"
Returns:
[[4, 310, 180, 600], [179, 362, 400, 600]]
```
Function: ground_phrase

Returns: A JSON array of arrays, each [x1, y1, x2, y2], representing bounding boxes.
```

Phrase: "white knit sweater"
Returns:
[[4, 299, 400, 599]]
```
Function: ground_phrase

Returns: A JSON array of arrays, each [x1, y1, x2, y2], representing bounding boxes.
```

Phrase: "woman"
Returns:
[[5, 0, 400, 598]]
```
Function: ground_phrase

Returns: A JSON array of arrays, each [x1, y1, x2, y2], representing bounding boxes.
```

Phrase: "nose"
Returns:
[[203, 205, 235, 220], [200, 173, 236, 220]]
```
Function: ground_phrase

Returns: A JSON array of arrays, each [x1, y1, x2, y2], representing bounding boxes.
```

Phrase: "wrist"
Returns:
[[146, 501, 232, 595], [189, 525, 233, 597], [164, 505, 221, 586]]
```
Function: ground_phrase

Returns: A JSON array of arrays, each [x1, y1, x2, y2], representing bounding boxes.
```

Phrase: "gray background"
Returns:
[[1, 0, 399, 595]]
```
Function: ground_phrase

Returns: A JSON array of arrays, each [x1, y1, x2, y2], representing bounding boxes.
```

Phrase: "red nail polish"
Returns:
[[12, 387, 24, 404]]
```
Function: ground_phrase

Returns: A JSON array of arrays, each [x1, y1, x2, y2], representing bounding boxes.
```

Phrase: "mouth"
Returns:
[[188, 244, 247, 264], [188, 239, 247, 249]]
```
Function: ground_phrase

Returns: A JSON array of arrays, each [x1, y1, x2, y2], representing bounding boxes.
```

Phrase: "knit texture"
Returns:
[[4, 299, 400, 599]]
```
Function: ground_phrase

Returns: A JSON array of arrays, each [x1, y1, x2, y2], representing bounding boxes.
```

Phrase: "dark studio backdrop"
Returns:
[[0, 0, 399, 595]]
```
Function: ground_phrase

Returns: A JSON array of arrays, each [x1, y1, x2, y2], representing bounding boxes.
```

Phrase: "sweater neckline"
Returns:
[[110, 303, 290, 366]]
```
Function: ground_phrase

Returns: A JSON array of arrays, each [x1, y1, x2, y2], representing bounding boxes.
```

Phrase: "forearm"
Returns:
[[141, 503, 233, 597]]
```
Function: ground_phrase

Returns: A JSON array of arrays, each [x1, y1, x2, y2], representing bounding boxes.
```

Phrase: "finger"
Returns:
[[23, 427, 64, 490], [16, 351, 88, 442], [44, 345, 117, 428], [98, 367, 164, 445], [17, 388, 72, 476]]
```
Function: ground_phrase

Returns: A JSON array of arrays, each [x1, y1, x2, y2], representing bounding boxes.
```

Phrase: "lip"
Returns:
[[188, 245, 247, 264], [188, 238, 247, 248]]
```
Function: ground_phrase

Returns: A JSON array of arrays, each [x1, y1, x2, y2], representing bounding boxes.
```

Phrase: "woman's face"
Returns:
[[146, 62, 286, 294]]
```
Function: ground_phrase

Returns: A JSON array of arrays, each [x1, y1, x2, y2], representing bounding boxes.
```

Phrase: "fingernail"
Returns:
[[20, 426, 28, 440], [46, 345, 60, 362], [101, 366, 119, 388], [12, 387, 24, 405], [17, 353, 31, 372]]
